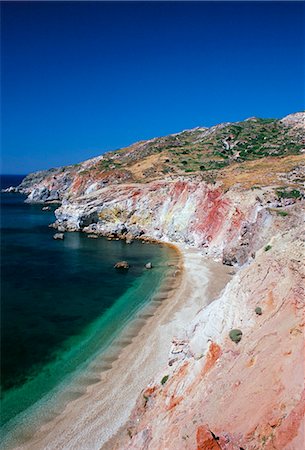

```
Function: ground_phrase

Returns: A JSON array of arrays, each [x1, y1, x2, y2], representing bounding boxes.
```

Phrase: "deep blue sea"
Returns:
[[0, 175, 175, 439]]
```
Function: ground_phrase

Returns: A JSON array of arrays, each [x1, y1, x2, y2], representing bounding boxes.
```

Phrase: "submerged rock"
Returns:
[[53, 233, 64, 240], [114, 261, 130, 270]]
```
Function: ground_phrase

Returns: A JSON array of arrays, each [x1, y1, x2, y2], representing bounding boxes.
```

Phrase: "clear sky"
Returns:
[[1, 1, 304, 174]]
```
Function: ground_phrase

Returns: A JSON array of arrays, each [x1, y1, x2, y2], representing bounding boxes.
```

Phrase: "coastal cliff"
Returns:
[[14, 112, 305, 268], [12, 112, 305, 448]]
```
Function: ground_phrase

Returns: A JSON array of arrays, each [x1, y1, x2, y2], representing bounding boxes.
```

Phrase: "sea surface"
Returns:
[[0, 175, 175, 439]]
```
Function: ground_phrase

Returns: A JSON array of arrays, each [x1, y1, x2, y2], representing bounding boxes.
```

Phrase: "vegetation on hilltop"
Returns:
[[75, 115, 304, 190], [18, 113, 305, 193]]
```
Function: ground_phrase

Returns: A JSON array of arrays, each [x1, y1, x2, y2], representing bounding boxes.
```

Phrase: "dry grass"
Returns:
[[218, 154, 305, 189], [127, 154, 169, 181]]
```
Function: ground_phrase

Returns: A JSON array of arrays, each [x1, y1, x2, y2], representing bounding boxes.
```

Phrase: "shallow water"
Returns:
[[1, 181, 175, 434]]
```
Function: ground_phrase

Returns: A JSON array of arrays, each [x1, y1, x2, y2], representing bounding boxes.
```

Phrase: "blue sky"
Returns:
[[1, 1, 304, 174]]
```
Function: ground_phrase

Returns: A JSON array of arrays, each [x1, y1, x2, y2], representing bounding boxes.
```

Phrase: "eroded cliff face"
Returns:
[[51, 179, 303, 266], [117, 227, 305, 450]]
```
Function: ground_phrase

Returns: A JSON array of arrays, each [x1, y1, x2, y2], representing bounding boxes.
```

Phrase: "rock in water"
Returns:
[[42, 206, 51, 211], [53, 233, 64, 240], [145, 262, 153, 269], [2, 186, 17, 193], [114, 261, 130, 270], [87, 234, 98, 239], [125, 232, 134, 244]]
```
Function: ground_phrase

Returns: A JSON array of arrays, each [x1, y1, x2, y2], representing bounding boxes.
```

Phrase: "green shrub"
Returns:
[[255, 306, 262, 315], [276, 189, 301, 199], [161, 375, 169, 385], [264, 245, 272, 252], [229, 329, 243, 344], [276, 210, 289, 217], [143, 394, 149, 407]]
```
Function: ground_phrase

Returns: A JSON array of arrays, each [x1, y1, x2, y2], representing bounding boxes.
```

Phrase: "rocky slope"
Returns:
[[117, 226, 305, 449], [9, 112, 305, 448]]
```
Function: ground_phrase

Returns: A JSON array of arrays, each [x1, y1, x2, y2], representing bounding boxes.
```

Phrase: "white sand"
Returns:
[[11, 247, 232, 450]]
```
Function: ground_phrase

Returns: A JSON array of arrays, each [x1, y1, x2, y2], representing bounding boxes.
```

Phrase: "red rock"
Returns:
[[196, 426, 220, 450]]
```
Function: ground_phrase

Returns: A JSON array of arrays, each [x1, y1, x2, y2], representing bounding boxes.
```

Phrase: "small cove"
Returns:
[[1, 181, 177, 443]]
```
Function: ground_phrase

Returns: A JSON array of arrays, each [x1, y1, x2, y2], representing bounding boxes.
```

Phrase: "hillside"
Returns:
[[16, 112, 304, 201]]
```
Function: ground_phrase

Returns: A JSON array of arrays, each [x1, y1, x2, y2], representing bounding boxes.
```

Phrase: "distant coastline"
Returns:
[[0, 175, 26, 190]]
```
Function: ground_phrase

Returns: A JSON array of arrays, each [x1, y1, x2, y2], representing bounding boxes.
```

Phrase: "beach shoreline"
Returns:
[[7, 244, 233, 450]]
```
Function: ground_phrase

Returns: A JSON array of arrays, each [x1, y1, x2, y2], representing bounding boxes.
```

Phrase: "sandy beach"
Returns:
[[9, 246, 233, 450]]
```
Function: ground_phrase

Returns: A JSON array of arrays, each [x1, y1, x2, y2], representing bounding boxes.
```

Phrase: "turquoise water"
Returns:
[[1, 177, 175, 437]]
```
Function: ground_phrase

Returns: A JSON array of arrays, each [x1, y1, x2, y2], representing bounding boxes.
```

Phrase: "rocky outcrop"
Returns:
[[2, 186, 18, 193], [280, 111, 305, 129], [16, 166, 77, 203]]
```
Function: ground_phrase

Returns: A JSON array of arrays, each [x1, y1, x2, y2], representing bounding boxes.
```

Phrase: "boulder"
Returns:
[[114, 261, 130, 270], [222, 247, 249, 266], [125, 232, 134, 244], [42, 206, 51, 211], [145, 262, 153, 269], [53, 233, 64, 240], [87, 234, 98, 239]]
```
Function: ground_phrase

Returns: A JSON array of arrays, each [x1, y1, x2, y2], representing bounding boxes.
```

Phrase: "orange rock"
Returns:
[[246, 356, 256, 367], [266, 290, 274, 309], [166, 395, 183, 411], [196, 426, 220, 450], [143, 386, 157, 398], [201, 342, 222, 377]]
